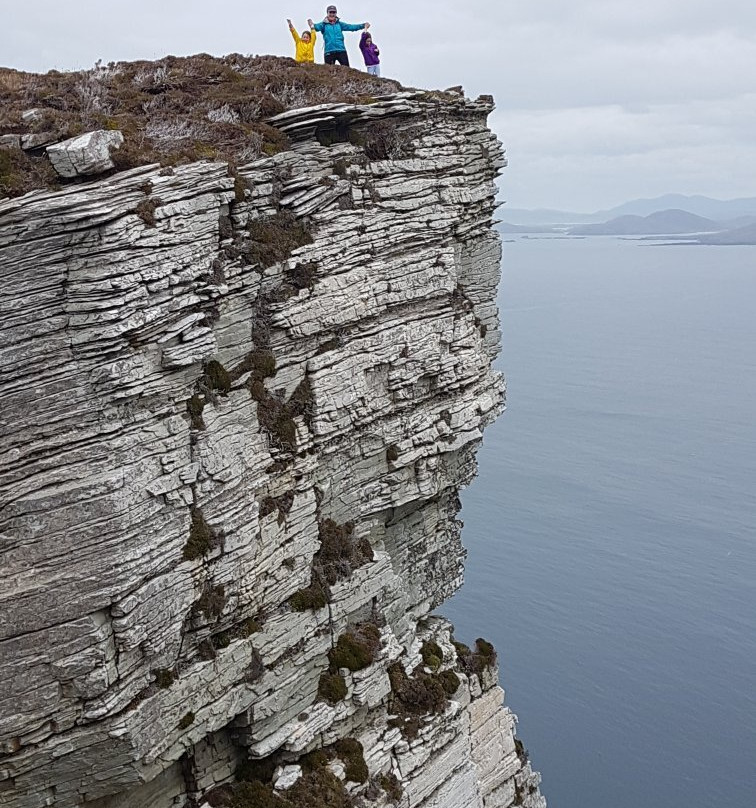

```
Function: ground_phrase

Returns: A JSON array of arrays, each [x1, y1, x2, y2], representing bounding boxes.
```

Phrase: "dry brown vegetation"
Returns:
[[290, 519, 374, 611], [0, 54, 403, 198]]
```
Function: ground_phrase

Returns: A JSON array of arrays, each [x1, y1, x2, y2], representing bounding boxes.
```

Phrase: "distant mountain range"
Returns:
[[498, 195, 756, 244], [570, 209, 719, 236], [500, 194, 756, 226]]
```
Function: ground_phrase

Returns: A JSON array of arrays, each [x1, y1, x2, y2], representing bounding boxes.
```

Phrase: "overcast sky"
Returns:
[[3, 1, 756, 211]]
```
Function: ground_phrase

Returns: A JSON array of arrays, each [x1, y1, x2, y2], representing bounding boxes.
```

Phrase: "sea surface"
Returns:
[[446, 236, 756, 808]]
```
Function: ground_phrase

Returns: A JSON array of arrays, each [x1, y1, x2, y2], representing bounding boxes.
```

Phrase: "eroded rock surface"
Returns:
[[0, 91, 545, 808]]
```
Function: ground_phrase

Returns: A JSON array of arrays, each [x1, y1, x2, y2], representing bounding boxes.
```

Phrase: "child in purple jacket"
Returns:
[[359, 31, 380, 76]]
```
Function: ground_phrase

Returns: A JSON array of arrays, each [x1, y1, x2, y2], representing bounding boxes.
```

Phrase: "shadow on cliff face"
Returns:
[[0, 54, 404, 198]]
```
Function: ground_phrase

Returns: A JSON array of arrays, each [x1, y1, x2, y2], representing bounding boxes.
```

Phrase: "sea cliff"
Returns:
[[0, 58, 545, 808]]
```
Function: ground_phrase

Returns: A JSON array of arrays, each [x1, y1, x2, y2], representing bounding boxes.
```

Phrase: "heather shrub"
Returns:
[[0, 55, 403, 198], [328, 623, 381, 672]]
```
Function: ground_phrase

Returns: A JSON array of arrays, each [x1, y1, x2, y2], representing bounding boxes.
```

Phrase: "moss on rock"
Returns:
[[204, 359, 232, 395], [183, 505, 217, 561], [329, 623, 381, 672], [290, 519, 373, 612], [454, 636, 497, 675], [333, 738, 368, 784], [317, 672, 348, 704], [187, 394, 206, 430], [247, 210, 312, 268], [421, 639, 444, 670]]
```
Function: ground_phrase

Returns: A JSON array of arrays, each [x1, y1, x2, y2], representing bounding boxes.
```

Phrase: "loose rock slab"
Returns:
[[46, 129, 124, 177]]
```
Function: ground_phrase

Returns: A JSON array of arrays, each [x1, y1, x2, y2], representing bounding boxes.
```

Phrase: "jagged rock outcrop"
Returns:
[[0, 89, 545, 808]]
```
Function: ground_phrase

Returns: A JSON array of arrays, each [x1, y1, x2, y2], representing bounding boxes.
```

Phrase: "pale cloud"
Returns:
[[1, 0, 755, 210]]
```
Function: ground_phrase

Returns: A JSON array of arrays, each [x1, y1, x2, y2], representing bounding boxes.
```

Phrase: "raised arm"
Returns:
[[287, 20, 301, 44], [311, 19, 324, 32], [340, 21, 367, 32]]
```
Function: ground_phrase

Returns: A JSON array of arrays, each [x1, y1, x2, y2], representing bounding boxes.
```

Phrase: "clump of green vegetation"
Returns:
[[186, 394, 206, 430], [247, 379, 266, 402], [256, 394, 299, 451], [420, 639, 444, 671], [387, 660, 452, 739], [259, 490, 295, 520], [203, 359, 232, 395], [178, 711, 195, 730], [329, 623, 382, 672], [229, 781, 281, 808], [453, 637, 497, 675], [211, 615, 262, 651], [438, 669, 461, 696], [359, 119, 417, 161], [229, 739, 372, 808], [153, 668, 176, 689], [333, 738, 368, 784], [198, 638, 217, 661], [0, 145, 56, 197], [317, 519, 373, 585], [253, 375, 314, 453], [287, 767, 354, 808], [212, 632, 232, 650], [287, 261, 318, 291], [318, 672, 348, 704], [236, 755, 278, 785], [182, 505, 218, 561], [332, 157, 350, 178], [289, 519, 374, 612], [288, 378, 313, 421], [247, 210, 313, 268], [229, 767, 354, 808], [289, 577, 329, 612], [230, 349, 276, 384], [379, 772, 403, 802], [389, 662, 447, 715], [241, 617, 262, 636], [299, 748, 330, 772], [135, 197, 160, 226], [192, 583, 227, 621]]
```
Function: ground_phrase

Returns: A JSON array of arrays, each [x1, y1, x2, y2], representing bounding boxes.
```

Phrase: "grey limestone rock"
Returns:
[[46, 129, 124, 177], [0, 91, 545, 808]]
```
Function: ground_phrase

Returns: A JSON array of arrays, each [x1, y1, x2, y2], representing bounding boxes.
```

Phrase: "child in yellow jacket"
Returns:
[[287, 19, 317, 63]]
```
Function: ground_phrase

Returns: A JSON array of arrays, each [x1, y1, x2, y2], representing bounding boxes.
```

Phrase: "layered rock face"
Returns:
[[0, 92, 545, 808]]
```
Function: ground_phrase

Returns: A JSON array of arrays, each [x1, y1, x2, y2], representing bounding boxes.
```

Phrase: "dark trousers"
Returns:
[[325, 50, 350, 66]]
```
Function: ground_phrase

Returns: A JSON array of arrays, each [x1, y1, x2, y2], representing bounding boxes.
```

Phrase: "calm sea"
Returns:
[[446, 236, 756, 808]]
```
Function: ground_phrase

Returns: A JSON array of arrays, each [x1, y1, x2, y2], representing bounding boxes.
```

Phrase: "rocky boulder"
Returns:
[[46, 129, 124, 177]]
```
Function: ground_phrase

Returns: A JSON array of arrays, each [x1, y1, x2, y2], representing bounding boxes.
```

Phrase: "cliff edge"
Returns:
[[0, 56, 545, 808]]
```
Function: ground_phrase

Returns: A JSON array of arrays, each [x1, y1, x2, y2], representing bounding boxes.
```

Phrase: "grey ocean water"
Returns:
[[446, 237, 756, 808]]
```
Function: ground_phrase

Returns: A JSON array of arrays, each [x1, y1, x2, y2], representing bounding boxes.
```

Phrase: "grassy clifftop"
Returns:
[[0, 53, 403, 198]]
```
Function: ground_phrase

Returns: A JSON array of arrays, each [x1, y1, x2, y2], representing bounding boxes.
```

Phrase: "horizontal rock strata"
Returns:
[[0, 91, 545, 808]]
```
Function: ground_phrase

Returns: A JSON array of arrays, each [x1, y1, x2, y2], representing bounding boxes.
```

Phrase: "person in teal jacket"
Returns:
[[307, 5, 369, 66]]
